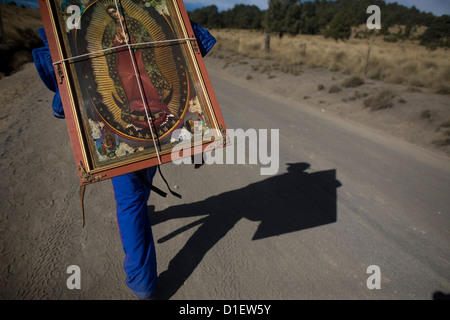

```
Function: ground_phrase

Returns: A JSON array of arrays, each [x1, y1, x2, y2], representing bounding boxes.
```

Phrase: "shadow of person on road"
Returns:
[[433, 291, 450, 300], [149, 162, 342, 299]]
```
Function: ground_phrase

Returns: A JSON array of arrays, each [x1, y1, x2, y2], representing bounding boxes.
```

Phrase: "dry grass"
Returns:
[[210, 29, 450, 93]]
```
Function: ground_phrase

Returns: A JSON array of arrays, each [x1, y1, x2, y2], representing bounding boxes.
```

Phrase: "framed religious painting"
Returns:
[[38, 0, 227, 185]]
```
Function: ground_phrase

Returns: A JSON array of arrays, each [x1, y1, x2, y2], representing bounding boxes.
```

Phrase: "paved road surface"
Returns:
[[1, 62, 449, 300]]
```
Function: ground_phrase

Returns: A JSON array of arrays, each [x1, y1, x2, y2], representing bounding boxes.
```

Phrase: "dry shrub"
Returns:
[[328, 84, 341, 94], [441, 118, 450, 128], [433, 121, 450, 147], [435, 85, 450, 95], [363, 88, 396, 111], [433, 138, 450, 147], [342, 75, 365, 88], [420, 110, 432, 120]]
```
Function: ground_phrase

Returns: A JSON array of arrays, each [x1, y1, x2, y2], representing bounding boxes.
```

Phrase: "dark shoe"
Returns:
[[137, 288, 157, 300], [138, 294, 155, 300]]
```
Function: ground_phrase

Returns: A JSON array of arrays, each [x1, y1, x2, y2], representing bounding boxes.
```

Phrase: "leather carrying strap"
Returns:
[[135, 169, 168, 198], [79, 165, 181, 228], [135, 165, 182, 199]]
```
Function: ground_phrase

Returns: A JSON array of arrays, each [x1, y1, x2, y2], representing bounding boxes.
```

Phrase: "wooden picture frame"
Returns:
[[38, 0, 227, 185]]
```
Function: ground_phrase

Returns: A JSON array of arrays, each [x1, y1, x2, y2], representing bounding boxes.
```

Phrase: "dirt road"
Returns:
[[0, 58, 449, 300]]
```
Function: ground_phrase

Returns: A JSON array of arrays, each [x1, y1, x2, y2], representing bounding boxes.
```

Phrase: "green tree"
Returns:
[[300, 1, 319, 35], [188, 5, 223, 28], [323, 12, 352, 40], [263, 0, 285, 33], [283, 2, 302, 35], [262, 0, 295, 52], [420, 15, 450, 49], [222, 5, 262, 30], [186, 0, 444, 48]]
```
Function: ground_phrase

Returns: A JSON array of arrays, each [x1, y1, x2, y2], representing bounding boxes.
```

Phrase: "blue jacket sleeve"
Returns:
[[32, 21, 216, 119], [190, 20, 217, 57], [32, 28, 65, 119]]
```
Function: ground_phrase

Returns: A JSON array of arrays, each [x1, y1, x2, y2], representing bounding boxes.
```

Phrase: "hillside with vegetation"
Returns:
[[189, 0, 450, 94], [0, 3, 43, 78], [188, 0, 450, 153], [188, 0, 450, 49]]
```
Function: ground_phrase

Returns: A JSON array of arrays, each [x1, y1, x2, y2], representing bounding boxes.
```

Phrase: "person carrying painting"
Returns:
[[32, 16, 215, 300]]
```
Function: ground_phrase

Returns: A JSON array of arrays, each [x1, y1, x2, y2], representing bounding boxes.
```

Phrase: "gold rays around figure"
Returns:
[[82, 0, 183, 138]]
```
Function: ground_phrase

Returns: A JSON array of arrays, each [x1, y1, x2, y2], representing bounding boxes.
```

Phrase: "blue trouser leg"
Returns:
[[112, 166, 158, 298]]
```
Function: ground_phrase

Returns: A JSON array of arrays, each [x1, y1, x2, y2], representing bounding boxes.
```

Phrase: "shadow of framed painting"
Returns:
[[39, 0, 227, 185]]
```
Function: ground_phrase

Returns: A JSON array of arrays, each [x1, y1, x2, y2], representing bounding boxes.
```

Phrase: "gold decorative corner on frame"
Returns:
[[191, 36, 199, 54], [78, 161, 106, 184], [56, 64, 64, 84], [220, 125, 229, 147]]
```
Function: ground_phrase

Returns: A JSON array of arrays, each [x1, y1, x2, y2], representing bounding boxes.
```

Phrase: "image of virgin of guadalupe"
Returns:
[[103, 5, 177, 133]]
